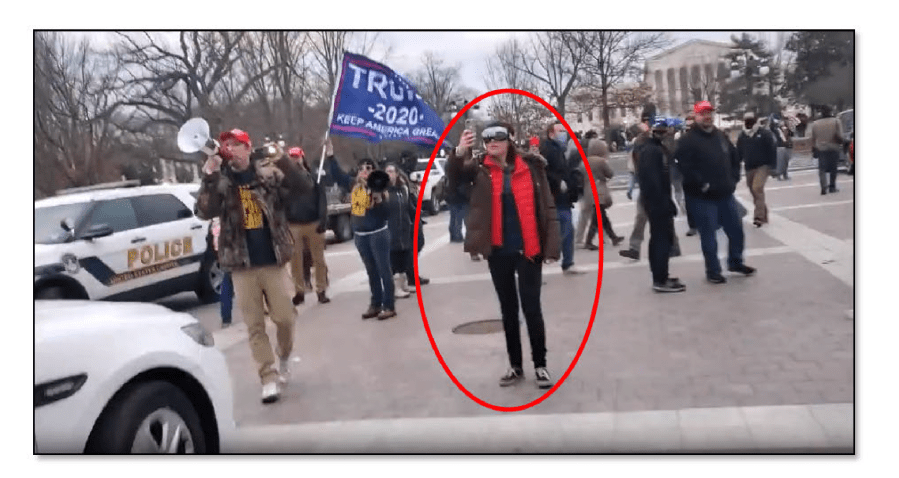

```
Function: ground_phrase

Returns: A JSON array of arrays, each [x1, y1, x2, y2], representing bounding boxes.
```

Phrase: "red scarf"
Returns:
[[484, 155, 541, 259]]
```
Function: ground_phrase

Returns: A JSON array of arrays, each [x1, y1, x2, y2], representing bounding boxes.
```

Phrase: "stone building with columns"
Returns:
[[643, 39, 732, 118]]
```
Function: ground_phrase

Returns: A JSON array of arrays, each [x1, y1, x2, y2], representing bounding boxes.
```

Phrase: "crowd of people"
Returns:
[[197, 100, 849, 403]]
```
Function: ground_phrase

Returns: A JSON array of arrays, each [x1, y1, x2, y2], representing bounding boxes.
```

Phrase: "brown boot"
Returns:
[[292, 292, 305, 306], [317, 291, 330, 304], [377, 309, 397, 321], [362, 305, 381, 319]]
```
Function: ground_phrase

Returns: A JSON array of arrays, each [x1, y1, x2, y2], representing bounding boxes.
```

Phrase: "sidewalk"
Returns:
[[209, 171, 854, 454], [228, 403, 852, 453]]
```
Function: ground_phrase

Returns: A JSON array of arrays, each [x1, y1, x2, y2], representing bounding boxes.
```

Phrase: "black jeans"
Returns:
[[391, 248, 415, 283], [647, 212, 675, 284], [818, 149, 839, 190], [586, 205, 618, 245], [487, 252, 547, 370]]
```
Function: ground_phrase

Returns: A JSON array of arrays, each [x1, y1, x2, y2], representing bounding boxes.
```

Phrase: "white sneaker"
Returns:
[[278, 358, 290, 384], [395, 274, 411, 298], [261, 382, 280, 404], [563, 266, 586, 275]]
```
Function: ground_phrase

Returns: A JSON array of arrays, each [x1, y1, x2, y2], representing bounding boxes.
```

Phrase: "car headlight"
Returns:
[[34, 373, 87, 408], [181, 322, 215, 347]]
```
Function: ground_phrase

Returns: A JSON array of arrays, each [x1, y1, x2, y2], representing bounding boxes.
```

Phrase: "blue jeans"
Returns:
[[354, 228, 395, 310], [558, 207, 575, 270], [685, 194, 745, 276], [448, 202, 469, 242], [220, 272, 233, 325]]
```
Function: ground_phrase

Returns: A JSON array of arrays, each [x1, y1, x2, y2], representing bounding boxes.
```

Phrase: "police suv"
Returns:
[[34, 181, 220, 303]]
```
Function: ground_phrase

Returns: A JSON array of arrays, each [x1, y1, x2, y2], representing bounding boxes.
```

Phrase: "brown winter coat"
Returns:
[[447, 149, 561, 261], [810, 116, 846, 152], [195, 156, 313, 271], [583, 138, 614, 208]]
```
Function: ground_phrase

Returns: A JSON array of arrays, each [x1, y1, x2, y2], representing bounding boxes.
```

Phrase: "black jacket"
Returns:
[[444, 157, 474, 206], [284, 179, 327, 227], [737, 127, 777, 171], [636, 136, 677, 218], [674, 127, 741, 200], [386, 184, 416, 251], [539, 137, 572, 208]]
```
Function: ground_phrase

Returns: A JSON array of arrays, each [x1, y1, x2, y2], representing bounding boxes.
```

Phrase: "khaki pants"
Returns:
[[231, 264, 296, 385], [746, 166, 770, 224], [289, 222, 328, 294]]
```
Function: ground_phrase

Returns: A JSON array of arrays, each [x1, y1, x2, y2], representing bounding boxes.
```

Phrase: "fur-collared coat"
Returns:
[[195, 156, 313, 271]]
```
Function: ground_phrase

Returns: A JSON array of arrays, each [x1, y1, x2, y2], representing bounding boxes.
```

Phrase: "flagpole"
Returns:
[[318, 51, 346, 184]]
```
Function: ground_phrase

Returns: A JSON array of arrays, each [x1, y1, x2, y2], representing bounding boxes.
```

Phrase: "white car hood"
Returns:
[[35, 300, 195, 341], [34, 243, 61, 268]]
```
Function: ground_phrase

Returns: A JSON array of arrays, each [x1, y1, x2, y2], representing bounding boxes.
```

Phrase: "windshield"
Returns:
[[839, 110, 854, 134], [34, 202, 92, 244]]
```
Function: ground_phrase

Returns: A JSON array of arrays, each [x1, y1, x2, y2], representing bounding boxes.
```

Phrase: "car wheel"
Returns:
[[334, 214, 353, 243], [86, 380, 206, 454], [35, 286, 67, 300], [427, 194, 439, 216], [195, 250, 222, 304]]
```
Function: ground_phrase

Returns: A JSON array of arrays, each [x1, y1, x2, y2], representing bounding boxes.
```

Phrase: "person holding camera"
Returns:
[[281, 147, 330, 306], [195, 128, 313, 404], [325, 146, 396, 320], [448, 120, 561, 390]]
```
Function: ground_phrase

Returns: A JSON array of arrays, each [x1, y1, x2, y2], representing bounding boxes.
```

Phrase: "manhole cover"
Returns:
[[452, 319, 504, 335]]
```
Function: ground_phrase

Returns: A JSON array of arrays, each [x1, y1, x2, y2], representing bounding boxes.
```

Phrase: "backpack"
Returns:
[[568, 169, 586, 203]]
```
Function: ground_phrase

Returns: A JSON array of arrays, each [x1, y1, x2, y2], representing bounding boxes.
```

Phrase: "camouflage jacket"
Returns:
[[195, 156, 312, 271]]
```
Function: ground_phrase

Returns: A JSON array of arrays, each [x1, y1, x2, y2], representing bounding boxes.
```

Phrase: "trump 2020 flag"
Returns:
[[328, 52, 450, 148]]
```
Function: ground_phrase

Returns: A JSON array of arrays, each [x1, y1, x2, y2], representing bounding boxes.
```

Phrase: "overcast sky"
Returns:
[[75, 30, 769, 94], [373, 31, 751, 92]]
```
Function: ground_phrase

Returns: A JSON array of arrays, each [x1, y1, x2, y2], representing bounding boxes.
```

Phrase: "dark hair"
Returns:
[[545, 122, 560, 137], [359, 158, 376, 168], [384, 162, 410, 188]]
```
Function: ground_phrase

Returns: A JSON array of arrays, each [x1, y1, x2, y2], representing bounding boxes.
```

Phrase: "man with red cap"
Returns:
[[280, 146, 331, 306], [195, 128, 313, 404], [674, 101, 756, 285]]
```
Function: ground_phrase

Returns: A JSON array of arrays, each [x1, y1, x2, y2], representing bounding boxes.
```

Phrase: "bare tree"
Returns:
[[113, 31, 272, 135], [483, 38, 549, 138], [686, 64, 720, 105], [410, 51, 461, 117], [306, 31, 385, 106], [513, 31, 591, 117], [578, 31, 672, 130], [34, 32, 122, 197]]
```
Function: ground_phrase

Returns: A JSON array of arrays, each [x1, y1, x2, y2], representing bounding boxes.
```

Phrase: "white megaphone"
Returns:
[[177, 118, 219, 156]]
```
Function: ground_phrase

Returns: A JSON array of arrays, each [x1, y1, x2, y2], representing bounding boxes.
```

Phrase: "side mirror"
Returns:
[[60, 218, 74, 232], [80, 224, 114, 241]]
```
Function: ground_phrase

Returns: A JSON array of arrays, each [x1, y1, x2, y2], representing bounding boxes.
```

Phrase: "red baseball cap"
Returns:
[[289, 147, 304, 158], [694, 101, 715, 113], [219, 129, 251, 146], [529, 136, 540, 147]]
